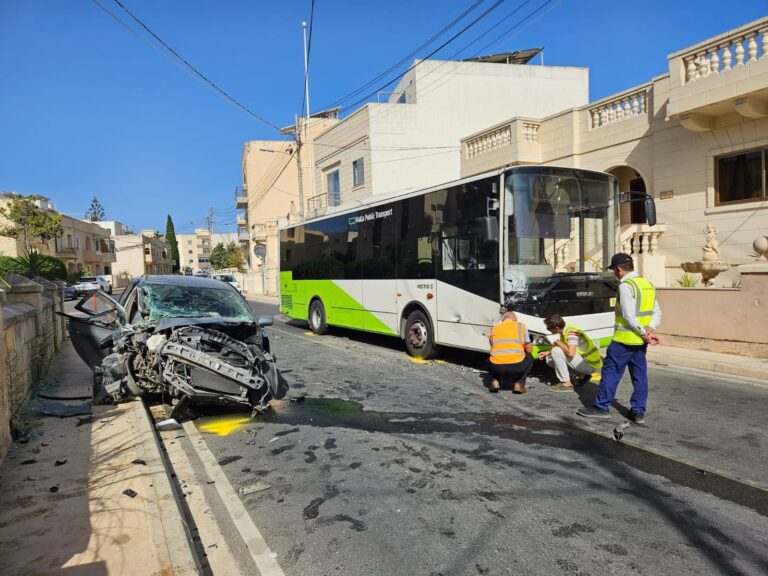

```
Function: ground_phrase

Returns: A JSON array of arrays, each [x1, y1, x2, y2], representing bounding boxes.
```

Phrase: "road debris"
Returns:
[[21, 459, 36, 465], [156, 418, 182, 431], [238, 482, 271, 496], [123, 488, 138, 498], [39, 401, 92, 418], [613, 421, 631, 442], [54, 459, 67, 467], [49, 486, 59, 493], [131, 458, 147, 466]]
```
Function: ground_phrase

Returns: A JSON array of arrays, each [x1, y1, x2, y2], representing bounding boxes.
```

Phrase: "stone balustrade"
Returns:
[[681, 21, 767, 84], [589, 88, 649, 129], [465, 125, 512, 159], [620, 223, 666, 256], [522, 122, 540, 143]]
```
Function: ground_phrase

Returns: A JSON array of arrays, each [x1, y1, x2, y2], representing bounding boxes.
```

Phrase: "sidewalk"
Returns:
[[0, 340, 199, 576], [648, 344, 768, 386]]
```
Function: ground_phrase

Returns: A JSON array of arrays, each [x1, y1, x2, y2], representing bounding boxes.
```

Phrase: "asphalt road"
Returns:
[[185, 299, 768, 576]]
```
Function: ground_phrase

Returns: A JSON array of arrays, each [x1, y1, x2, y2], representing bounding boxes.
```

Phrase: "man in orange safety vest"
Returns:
[[487, 310, 533, 394]]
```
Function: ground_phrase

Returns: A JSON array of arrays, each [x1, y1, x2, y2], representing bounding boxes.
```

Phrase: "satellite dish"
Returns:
[[253, 245, 266, 258]]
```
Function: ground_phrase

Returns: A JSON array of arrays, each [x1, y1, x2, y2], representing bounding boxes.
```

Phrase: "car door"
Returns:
[[59, 291, 127, 370]]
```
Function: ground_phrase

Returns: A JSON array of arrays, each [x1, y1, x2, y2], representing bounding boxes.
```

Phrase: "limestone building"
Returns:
[[459, 17, 768, 287]]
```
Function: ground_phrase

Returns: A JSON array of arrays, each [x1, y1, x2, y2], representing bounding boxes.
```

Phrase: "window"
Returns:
[[716, 148, 766, 205], [188, 250, 193, 254], [326, 169, 340, 206], [188, 240, 192, 245], [353, 158, 365, 187]]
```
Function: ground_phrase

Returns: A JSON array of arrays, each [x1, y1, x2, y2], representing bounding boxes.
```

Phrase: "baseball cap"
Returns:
[[607, 253, 633, 270]]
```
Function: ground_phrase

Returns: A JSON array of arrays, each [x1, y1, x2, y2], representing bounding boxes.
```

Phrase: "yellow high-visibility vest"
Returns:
[[489, 320, 526, 364], [562, 324, 603, 370], [613, 276, 656, 345]]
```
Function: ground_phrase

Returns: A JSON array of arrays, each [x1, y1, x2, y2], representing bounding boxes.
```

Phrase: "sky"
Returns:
[[1, 0, 766, 235]]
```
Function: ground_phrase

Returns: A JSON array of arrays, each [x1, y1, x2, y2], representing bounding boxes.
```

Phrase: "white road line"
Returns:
[[184, 422, 287, 576]]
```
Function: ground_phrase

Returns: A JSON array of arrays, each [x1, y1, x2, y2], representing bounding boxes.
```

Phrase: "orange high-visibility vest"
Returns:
[[489, 320, 526, 365]]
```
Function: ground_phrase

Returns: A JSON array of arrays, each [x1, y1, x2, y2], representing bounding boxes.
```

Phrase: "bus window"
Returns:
[[396, 196, 435, 279], [361, 204, 396, 279]]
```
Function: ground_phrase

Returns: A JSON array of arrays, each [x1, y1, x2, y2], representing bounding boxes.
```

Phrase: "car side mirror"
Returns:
[[258, 315, 273, 327]]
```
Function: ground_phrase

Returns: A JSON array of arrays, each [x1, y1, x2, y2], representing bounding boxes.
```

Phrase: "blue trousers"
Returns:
[[594, 341, 649, 413]]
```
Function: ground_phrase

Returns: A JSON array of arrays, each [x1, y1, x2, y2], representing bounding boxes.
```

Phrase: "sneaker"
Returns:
[[628, 411, 646, 425], [577, 406, 611, 419], [573, 374, 591, 388]]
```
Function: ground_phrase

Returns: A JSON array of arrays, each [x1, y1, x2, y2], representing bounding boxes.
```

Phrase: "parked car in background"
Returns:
[[212, 273, 241, 292], [97, 275, 113, 294], [63, 283, 77, 300], [74, 276, 112, 295]]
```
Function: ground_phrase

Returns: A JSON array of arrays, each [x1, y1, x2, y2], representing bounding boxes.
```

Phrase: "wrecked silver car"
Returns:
[[63, 275, 279, 418]]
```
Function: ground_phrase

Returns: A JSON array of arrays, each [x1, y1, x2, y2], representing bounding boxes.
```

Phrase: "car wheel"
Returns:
[[404, 310, 436, 359], [308, 299, 327, 335]]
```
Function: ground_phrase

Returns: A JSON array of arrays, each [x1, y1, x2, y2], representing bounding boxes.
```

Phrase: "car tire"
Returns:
[[308, 299, 327, 335], [404, 310, 436, 359]]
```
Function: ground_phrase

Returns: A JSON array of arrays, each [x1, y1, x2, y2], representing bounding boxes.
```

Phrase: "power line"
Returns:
[[321, 0, 487, 111], [336, 0, 507, 113], [97, 0, 282, 132]]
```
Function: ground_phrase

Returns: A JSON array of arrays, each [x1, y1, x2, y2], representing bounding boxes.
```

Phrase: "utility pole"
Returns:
[[208, 207, 214, 237], [295, 113, 305, 219]]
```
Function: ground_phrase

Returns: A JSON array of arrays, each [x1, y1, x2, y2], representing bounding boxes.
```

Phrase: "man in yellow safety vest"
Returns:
[[539, 314, 603, 392], [577, 253, 662, 424], [487, 311, 533, 394]]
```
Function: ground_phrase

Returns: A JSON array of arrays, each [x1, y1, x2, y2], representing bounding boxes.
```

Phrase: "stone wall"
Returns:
[[656, 263, 768, 357], [0, 275, 65, 462]]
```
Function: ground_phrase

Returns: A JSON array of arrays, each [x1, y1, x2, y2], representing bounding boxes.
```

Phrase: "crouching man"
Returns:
[[487, 311, 533, 394], [539, 314, 603, 392]]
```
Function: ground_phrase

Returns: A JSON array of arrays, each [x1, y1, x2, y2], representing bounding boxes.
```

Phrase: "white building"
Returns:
[[310, 51, 589, 215]]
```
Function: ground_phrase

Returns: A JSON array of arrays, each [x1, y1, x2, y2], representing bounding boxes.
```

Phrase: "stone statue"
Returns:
[[702, 222, 720, 262]]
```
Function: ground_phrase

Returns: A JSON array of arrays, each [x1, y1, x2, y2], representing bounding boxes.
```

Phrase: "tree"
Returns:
[[0, 250, 67, 280], [0, 194, 64, 250], [164, 215, 180, 273], [84, 197, 106, 221], [209, 242, 228, 269], [209, 242, 246, 272]]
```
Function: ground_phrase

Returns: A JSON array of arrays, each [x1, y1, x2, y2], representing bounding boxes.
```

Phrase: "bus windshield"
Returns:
[[503, 167, 616, 295]]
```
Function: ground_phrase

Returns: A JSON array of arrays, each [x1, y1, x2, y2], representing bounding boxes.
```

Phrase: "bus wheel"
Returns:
[[308, 299, 327, 335], [404, 310, 435, 359]]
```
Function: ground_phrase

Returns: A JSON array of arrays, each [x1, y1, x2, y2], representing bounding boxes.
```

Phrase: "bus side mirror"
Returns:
[[617, 192, 657, 227], [644, 196, 657, 227]]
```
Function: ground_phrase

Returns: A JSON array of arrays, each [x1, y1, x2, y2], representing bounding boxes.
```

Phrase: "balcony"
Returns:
[[667, 17, 768, 131], [56, 246, 76, 258], [235, 186, 248, 209], [236, 212, 247, 227], [306, 193, 328, 219], [237, 228, 249, 242], [461, 118, 541, 177]]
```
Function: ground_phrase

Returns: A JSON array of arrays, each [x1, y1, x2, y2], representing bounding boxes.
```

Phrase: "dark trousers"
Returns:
[[594, 341, 649, 413], [487, 354, 534, 387]]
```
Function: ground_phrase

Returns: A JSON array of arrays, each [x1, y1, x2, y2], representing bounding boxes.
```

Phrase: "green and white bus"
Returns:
[[279, 165, 651, 358]]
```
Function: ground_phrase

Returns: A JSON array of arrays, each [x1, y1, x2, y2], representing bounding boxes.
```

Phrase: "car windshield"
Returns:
[[79, 277, 97, 282], [142, 284, 254, 322], [218, 275, 235, 282]]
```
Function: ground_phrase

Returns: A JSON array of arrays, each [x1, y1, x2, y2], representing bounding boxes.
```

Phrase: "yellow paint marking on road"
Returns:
[[409, 357, 430, 364], [198, 416, 252, 437], [304, 331, 317, 336]]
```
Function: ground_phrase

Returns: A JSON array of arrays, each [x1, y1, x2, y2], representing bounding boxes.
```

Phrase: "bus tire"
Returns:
[[404, 310, 435, 359], [308, 299, 327, 335]]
